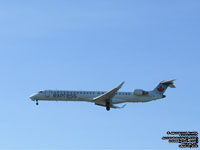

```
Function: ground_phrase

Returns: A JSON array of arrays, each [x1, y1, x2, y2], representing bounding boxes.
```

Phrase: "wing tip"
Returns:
[[118, 81, 125, 89]]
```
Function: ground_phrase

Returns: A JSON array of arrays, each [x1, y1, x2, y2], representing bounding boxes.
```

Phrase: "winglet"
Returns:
[[121, 104, 126, 108], [117, 81, 125, 89]]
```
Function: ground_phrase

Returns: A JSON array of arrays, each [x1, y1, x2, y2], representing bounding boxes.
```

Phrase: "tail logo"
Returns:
[[157, 86, 164, 92]]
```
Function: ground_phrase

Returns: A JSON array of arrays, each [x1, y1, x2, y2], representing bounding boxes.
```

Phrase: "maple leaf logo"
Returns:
[[157, 86, 164, 92]]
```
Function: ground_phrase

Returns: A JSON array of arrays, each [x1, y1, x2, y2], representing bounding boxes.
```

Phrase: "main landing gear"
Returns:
[[106, 100, 110, 111], [36, 100, 39, 105]]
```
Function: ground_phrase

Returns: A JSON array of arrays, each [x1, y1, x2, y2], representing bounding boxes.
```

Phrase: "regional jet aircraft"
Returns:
[[29, 80, 175, 111]]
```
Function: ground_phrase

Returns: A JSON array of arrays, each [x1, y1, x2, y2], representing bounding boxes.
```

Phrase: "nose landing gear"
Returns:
[[36, 100, 39, 105]]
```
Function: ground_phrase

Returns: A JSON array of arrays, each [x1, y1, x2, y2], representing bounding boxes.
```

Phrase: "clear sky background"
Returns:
[[0, 0, 199, 150]]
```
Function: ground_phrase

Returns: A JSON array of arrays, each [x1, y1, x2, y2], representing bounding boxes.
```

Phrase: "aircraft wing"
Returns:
[[93, 81, 125, 106], [110, 104, 126, 109]]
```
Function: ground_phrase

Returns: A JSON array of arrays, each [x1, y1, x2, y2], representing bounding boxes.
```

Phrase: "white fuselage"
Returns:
[[30, 90, 164, 104]]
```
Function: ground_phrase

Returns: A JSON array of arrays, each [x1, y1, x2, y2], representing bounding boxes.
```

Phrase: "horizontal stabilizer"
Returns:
[[161, 79, 176, 88]]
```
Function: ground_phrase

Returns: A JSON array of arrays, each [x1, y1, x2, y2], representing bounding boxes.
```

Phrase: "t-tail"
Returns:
[[153, 79, 176, 97]]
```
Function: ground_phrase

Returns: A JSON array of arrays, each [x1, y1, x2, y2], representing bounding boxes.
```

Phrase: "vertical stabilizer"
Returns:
[[153, 79, 176, 95]]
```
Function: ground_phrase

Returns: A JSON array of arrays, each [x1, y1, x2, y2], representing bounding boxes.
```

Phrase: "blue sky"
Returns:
[[0, 0, 199, 149]]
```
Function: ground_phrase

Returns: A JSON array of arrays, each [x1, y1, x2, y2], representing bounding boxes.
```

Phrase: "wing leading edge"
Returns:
[[93, 81, 125, 111]]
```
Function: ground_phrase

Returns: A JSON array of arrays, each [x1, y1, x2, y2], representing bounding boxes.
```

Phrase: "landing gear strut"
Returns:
[[106, 100, 110, 111], [36, 100, 39, 105]]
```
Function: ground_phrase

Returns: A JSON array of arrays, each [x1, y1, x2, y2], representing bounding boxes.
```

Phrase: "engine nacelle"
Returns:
[[134, 89, 149, 96]]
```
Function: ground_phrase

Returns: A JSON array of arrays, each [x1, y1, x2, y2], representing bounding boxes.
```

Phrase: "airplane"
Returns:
[[29, 80, 175, 111]]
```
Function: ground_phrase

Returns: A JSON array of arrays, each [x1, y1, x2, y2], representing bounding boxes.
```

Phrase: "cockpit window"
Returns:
[[38, 91, 43, 93]]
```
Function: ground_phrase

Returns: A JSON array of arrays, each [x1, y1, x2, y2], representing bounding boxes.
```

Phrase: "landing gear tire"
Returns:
[[106, 101, 110, 111], [106, 105, 110, 111], [36, 100, 39, 105]]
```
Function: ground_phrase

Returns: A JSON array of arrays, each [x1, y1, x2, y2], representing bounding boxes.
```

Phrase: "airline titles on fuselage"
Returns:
[[48, 90, 131, 99]]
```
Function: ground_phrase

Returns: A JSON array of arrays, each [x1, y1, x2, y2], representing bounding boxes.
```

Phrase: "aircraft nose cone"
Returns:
[[29, 94, 37, 100]]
